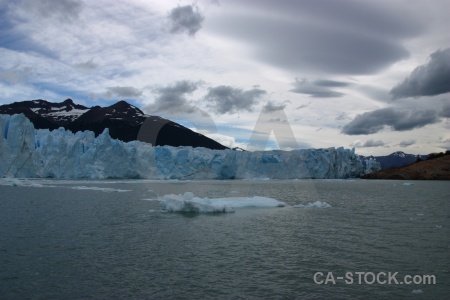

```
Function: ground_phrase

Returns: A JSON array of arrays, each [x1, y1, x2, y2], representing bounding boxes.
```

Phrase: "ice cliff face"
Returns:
[[0, 114, 379, 179]]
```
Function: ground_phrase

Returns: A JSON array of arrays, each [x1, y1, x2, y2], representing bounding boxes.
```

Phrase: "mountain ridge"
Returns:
[[0, 99, 228, 150], [361, 151, 429, 170]]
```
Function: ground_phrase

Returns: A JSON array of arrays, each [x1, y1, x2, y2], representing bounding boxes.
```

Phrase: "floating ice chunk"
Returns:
[[411, 289, 423, 294], [293, 200, 332, 208], [0, 178, 52, 188], [159, 192, 286, 213], [71, 186, 131, 192], [403, 182, 414, 186]]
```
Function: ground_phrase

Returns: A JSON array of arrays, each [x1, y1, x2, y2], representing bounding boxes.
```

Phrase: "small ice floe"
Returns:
[[71, 186, 131, 192], [0, 178, 52, 188], [403, 182, 414, 186], [416, 213, 424, 216], [159, 192, 286, 213], [292, 200, 332, 208], [411, 289, 423, 294], [435, 225, 442, 228]]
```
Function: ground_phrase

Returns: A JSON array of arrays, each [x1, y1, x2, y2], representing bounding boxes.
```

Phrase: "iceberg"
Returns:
[[292, 201, 332, 208], [159, 192, 287, 213], [0, 114, 380, 179]]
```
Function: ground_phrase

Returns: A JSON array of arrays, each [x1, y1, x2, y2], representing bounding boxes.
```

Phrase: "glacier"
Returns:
[[0, 114, 380, 179]]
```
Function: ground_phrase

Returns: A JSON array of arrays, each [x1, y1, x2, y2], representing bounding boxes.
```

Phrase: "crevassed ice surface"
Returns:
[[0, 114, 380, 179]]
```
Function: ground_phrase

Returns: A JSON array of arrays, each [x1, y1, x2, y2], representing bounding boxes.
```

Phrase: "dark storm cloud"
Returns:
[[205, 85, 266, 114], [104, 86, 143, 99], [342, 107, 440, 135], [169, 5, 204, 36], [290, 78, 345, 98], [399, 140, 415, 147], [145, 80, 199, 113], [209, 0, 421, 74], [390, 48, 450, 99]]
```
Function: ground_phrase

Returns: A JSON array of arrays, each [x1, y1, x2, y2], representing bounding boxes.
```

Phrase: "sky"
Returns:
[[0, 0, 449, 155]]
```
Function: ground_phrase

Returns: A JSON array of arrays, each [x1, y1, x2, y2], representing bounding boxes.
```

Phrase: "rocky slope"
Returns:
[[362, 155, 450, 180]]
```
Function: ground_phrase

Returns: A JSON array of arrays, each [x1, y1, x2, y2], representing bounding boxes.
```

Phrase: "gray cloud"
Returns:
[[21, 0, 83, 21], [357, 85, 391, 103], [335, 112, 351, 121], [263, 101, 286, 113], [0, 64, 32, 84], [351, 139, 385, 148], [73, 58, 97, 70], [143, 80, 219, 133], [290, 78, 345, 98], [391, 48, 450, 99], [169, 5, 204, 36], [342, 107, 440, 135], [205, 85, 266, 114], [104, 86, 143, 99], [209, 0, 420, 74], [399, 140, 416, 147], [0, 2, 58, 58], [313, 79, 350, 87], [144, 80, 199, 114], [440, 101, 450, 118]]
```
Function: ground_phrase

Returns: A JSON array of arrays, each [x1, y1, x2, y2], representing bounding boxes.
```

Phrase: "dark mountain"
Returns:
[[361, 151, 428, 169], [0, 99, 228, 150], [65, 100, 147, 142], [0, 98, 89, 130]]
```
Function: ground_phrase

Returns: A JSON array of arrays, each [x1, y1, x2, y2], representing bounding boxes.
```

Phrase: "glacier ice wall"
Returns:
[[0, 114, 379, 179]]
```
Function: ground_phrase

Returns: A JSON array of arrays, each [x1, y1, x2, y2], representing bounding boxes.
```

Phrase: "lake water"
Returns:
[[0, 179, 449, 299]]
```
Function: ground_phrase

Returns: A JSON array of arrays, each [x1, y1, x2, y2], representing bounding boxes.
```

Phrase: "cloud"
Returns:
[[145, 80, 198, 113], [20, 0, 83, 21], [142, 80, 218, 133], [73, 58, 97, 70], [262, 101, 286, 113], [168, 4, 204, 36], [205, 85, 266, 114], [0, 2, 58, 58], [313, 79, 350, 88], [390, 48, 450, 99], [290, 78, 345, 98], [103, 86, 143, 99], [0, 64, 32, 84], [439, 101, 450, 118], [399, 140, 415, 147], [351, 139, 385, 148], [208, 0, 419, 75], [335, 112, 351, 121], [342, 107, 440, 135]]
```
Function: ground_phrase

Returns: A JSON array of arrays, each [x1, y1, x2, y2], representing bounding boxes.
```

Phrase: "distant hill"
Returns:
[[362, 152, 450, 180], [361, 151, 428, 169], [0, 99, 228, 150]]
